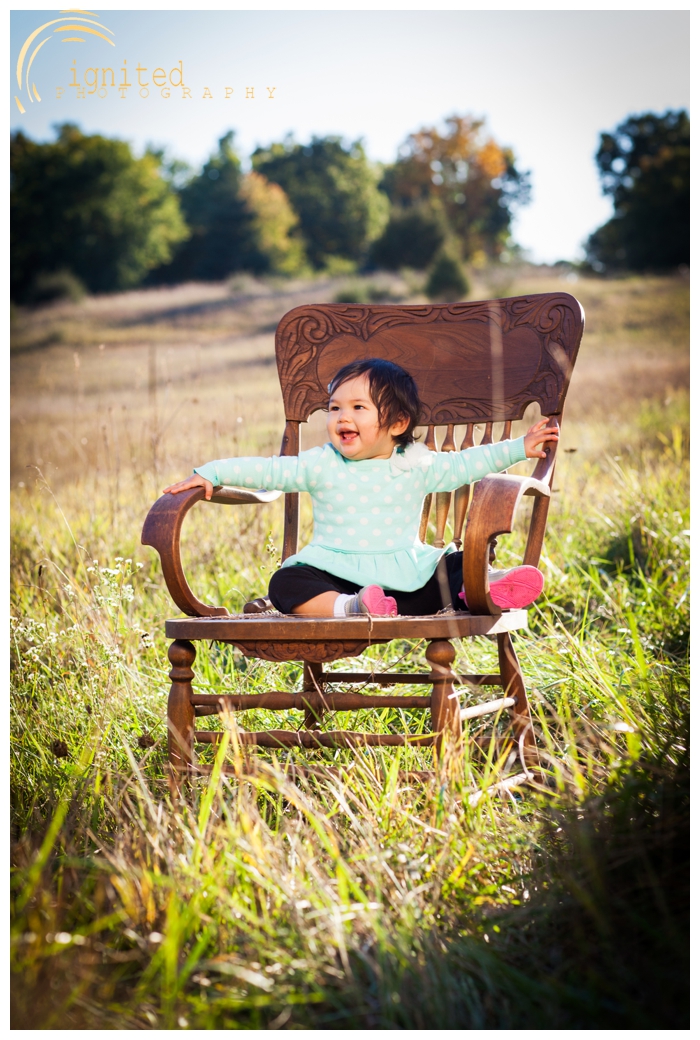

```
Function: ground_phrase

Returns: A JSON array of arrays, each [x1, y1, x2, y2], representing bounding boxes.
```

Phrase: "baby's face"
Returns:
[[326, 375, 402, 461]]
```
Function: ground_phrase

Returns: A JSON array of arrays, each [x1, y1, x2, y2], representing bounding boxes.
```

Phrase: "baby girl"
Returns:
[[163, 358, 558, 616]]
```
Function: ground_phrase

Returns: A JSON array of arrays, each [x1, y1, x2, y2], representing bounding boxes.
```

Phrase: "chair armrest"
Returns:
[[462, 473, 550, 616], [141, 486, 281, 617], [209, 487, 282, 506]]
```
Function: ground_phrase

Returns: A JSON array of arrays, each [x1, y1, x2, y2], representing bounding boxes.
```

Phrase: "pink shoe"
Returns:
[[459, 566, 544, 610], [358, 585, 398, 617], [488, 566, 544, 609]]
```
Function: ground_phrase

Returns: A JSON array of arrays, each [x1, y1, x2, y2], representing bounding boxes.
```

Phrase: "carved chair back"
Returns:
[[275, 294, 583, 559]]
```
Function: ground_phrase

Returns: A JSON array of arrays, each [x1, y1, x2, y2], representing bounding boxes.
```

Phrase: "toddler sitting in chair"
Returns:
[[163, 359, 558, 617]]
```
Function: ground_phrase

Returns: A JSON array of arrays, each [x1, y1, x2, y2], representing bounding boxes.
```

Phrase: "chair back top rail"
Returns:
[[275, 293, 584, 426]]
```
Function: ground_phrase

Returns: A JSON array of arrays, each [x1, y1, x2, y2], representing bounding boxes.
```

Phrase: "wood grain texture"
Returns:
[[194, 730, 435, 749], [275, 293, 584, 424], [164, 610, 528, 643], [167, 640, 196, 792], [426, 639, 460, 754], [303, 660, 324, 728], [320, 671, 503, 686], [191, 691, 432, 711], [141, 487, 229, 617], [225, 640, 372, 663], [452, 424, 475, 550], [141, 485, 279, 618], [434, 424, 456, 548], [280, 419, 300, 561], [498, 631, 538, 770]]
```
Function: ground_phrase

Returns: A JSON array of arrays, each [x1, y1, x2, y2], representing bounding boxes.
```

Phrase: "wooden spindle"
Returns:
[[302, 660, 325, 729], [419, 496, 432, 543], [460, 425, 475, 452], [167, 640, 196, 795], [441, 425, 455, 452], [498, 632, 537, 769], [434, 425, 455, 549], [500, 420, 512, 441], [434, 503, 450, 549], [419, 426, 437, 542], [453, 424, 474, 549], [479, 422, 497, 563], [427, 639, 460, 756], [280, 420, 300, 561]]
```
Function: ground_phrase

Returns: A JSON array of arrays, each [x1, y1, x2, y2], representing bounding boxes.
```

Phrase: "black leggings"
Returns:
[[268, 553, 468, 616]]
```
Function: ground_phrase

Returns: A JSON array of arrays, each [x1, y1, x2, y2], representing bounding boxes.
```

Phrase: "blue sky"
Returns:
[[10, 8, 689, 263]]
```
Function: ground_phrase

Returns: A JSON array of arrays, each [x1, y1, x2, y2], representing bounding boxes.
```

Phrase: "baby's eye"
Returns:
[[353, 404, 366, 410]]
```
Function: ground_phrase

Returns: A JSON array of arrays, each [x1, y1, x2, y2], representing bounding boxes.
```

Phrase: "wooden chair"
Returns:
[[142, 293, 584, 789]]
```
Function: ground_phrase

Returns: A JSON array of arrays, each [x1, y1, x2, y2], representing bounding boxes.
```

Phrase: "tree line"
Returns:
[[10, 109, 688, 303], [10, 115, 528, 302]]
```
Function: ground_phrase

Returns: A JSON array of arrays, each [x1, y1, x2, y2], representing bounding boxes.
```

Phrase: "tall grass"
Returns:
[[10, 272, 689, 1027]]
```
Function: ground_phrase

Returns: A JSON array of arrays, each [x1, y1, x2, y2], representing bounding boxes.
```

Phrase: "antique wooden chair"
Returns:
[[142, 293, 584, 789]]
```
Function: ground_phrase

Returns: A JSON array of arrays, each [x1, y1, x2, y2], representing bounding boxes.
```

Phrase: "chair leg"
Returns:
[[302, 661, 324, 729], [167, 639, 196, 796], [497, 632, 538, 771], [427, 640, 460, 757]]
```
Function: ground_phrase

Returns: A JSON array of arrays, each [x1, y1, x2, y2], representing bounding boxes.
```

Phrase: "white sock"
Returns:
[[334, 593, 354, 617]]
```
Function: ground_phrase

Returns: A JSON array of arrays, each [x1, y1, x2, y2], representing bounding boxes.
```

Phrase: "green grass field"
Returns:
[[11, 268, 689, 1028]]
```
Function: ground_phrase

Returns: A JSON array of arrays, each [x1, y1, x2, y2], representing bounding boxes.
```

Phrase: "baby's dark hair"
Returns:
[[328, 358, 422, 448]]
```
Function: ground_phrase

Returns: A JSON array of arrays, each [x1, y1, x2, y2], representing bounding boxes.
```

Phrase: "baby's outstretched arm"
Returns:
[[523, 418, 559, 459], [162, 449, 315, 500], [162, 473, 215, 499]]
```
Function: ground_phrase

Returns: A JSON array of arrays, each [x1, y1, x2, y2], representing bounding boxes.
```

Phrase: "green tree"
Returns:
[[425, 247, 469, 301], [585, 110, 689, 272], [10, 124, 188, 301], [162, 131, 255, 281], [238, 171, 306, 275], [369, 200, 447, 271], [379, 114, 529, 266], [158, 131, 305, 281], [252, 136, 388, 268]]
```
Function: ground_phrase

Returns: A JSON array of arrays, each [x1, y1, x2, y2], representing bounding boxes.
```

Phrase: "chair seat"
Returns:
[[165, 610, 527, 640], [165, 610, 528, 663]]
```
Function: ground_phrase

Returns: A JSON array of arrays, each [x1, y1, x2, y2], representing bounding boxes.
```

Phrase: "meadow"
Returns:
[[10, 267, 689, 1028]]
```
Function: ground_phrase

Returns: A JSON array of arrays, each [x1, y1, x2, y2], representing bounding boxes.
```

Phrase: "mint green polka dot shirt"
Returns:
[[195, 437, 527, 592]]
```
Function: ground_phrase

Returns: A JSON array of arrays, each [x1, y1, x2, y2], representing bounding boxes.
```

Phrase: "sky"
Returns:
[[10, 7, 690, 263]]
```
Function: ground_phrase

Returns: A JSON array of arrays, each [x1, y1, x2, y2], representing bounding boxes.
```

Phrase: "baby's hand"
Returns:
[[523, 418, 559, 459], [162, 473, 215, 499]]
